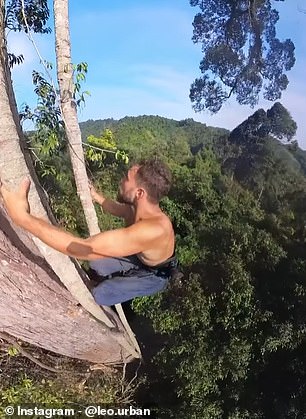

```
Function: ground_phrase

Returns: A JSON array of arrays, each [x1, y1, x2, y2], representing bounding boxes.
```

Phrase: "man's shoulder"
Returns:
[[133, 214, 173, 237], [139, 212, 172, 225], [159, 212, 174, 230]]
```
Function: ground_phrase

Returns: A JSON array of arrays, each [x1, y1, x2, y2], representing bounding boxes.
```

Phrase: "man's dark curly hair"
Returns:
[[135, 158, 172, 204]]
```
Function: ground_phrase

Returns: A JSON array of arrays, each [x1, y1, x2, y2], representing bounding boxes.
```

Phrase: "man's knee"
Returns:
[[89, 258, 117, 277], [92, 282, 119, 306]]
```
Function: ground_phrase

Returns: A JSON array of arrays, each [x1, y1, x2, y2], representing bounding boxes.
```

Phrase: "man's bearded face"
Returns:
[[117, 166, 140, 205]]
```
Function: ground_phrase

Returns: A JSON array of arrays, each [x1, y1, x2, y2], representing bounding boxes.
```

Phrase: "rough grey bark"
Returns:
[[0, 0, 139, 362]]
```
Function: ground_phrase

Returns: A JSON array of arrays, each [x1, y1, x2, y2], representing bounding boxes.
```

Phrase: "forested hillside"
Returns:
[[77, 109, 306, 418], [80, 114, 306, 177], [80, 116, 228, 162], [3, 107, 306, 417]]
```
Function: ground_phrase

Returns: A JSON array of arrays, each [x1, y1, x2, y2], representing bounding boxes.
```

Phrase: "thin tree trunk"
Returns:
[[0, 1, 139, 362], [53, 0, 99, 236], [53, 0, 141, 357]]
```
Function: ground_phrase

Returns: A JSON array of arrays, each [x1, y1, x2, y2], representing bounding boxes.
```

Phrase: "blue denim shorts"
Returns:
[[89, 256, 168, 306]]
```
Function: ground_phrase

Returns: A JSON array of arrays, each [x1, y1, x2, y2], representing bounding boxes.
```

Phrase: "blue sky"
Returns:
[[8, 0, 306, 149]]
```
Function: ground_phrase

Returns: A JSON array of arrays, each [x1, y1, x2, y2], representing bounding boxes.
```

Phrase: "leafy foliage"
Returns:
[[5, 0, 51, 33], [229, 102, 297, 144], [72, 62, 91, 108], [133, 148, 306, 418], [7, 52, 24, 68], [5, 0, 50, 69], [0, 365, 139, 418], [77, 111, 306, 418], [190, 0, 295, 113], [21, 105, 306, 417], [20, 69, 63, 154], [80, 115, 228, 164], [84, 129, 128, 168]]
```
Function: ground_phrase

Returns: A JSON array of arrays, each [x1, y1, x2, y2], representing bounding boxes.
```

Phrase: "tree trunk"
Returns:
[[53, 0, 99, 236], [0, 205, 131, 363], [0, 0, 139, 362], [53, 0, 141, 357]]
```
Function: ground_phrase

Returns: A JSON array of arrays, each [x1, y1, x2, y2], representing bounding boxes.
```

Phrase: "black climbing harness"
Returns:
[[145, 255, 179, 279], [88, 254, 182, 284]]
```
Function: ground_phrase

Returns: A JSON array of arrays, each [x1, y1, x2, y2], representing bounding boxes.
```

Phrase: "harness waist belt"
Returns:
[[143, 255, 178, 278]]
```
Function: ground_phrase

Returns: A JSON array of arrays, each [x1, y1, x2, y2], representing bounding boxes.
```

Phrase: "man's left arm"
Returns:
[[0, 177, 162, 260], [19, 214, 97, 259], [18, 215, 162, 261]]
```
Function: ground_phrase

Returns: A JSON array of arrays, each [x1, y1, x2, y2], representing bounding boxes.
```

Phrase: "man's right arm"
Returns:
[[89, 183, 133, 221]]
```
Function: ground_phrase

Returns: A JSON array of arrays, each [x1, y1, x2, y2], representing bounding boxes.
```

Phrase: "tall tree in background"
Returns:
[[190, 0, 295, 113], [0, 0, 138, 363], [229, 102, 297, 144]]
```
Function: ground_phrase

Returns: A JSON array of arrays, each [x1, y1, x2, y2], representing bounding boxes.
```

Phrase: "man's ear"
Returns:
[[135, 188, 145, 200]]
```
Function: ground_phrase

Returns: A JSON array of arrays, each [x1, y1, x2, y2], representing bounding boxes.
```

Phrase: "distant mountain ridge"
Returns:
[[79, 115, 306, 176], [80, 115, 228, 146]]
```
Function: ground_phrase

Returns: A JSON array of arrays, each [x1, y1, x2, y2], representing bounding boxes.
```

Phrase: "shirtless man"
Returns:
[[0, 158, 175, 305]]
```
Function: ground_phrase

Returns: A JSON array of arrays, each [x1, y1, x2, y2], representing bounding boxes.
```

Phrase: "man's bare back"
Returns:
[[133, 213, 175, 267], [89, 163, 175, 266]]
